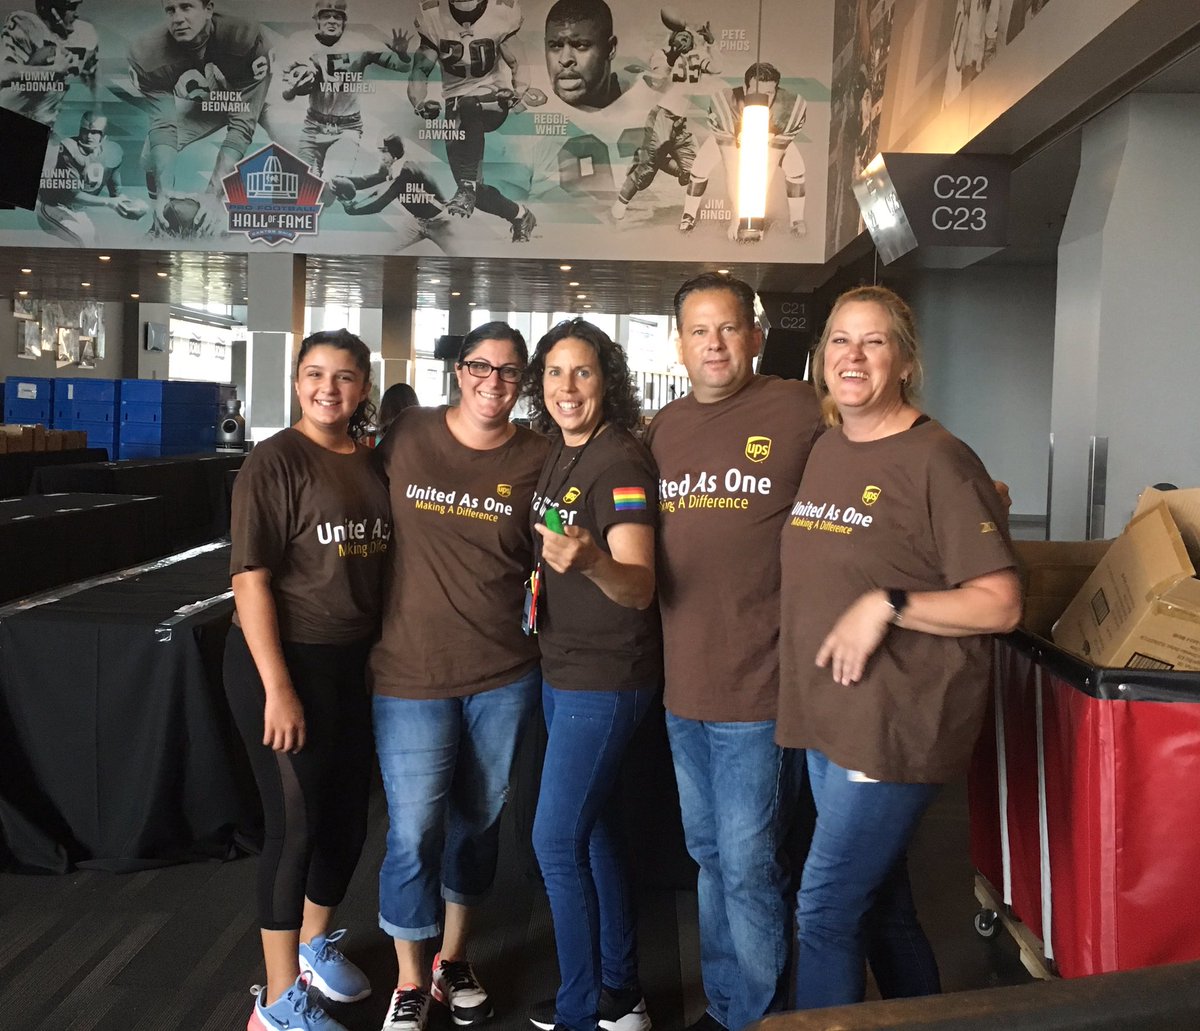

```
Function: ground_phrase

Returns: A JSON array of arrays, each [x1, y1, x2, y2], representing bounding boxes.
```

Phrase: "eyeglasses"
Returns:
[[457, 359, 523, 383]]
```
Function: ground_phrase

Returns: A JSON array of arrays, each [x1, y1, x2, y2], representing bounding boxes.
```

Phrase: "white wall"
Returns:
[[1051, 94, 1200, 538], [896, 264, 1056, 517]]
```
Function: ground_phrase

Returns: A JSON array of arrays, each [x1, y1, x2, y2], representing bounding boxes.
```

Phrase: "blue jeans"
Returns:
[[533, 681, 656, 1031], [373, 668, 540, 940], [794, 749, 942, 1009], [666, 714, 797, 1031]]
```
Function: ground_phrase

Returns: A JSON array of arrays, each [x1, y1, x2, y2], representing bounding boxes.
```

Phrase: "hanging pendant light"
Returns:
[[736, 0, 769, 241]]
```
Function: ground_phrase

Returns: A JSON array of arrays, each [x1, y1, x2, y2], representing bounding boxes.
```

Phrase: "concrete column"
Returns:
[[1050, 94, 1200, 538], [244, 253, 306, 441], [380, 262, 417, 393]]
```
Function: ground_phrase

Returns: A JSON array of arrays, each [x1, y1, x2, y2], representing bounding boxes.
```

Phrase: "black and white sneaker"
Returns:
[[381, 986, 430, 1031], [529, 987, 650, 1031], [511, 206, 537, 242], [431, 954, 493, 1025]]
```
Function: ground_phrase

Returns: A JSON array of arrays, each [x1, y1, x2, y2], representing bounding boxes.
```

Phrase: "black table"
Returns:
[[30, 453, 245, 551], [0, 448, 110, 499], [0, 493, 169, 603], [0, 544, 257, 873]]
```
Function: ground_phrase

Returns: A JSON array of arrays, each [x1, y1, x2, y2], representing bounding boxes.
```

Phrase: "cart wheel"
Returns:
[[974, 909, 1000, 939]]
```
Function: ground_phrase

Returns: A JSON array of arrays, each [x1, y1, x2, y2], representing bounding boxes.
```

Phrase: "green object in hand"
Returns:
[[544, 508, 564, 534]]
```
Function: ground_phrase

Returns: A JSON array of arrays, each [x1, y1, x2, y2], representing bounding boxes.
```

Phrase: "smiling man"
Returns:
[[543, 0, 622, 111], [643, 271, 822, 1031]]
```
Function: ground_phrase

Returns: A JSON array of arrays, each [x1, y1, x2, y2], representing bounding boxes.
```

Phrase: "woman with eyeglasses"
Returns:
[[369, 323, 549, 1031], [520, 320, 660, 1031]]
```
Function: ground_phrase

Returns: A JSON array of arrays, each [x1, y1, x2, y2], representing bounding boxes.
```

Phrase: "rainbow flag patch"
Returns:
[[613, 487, 647, 511]]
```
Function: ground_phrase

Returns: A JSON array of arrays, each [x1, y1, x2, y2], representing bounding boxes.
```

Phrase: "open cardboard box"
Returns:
[[1052, 497, 1200, 670], [1013, 538, 1113, 639]]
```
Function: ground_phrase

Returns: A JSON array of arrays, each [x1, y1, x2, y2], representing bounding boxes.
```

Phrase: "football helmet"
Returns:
[[313, 0, 347, 19], [381, 133, 405, 160], [76, 110, 106, 151], [449, 0, 488, 23], [36, 0, 82, 37]]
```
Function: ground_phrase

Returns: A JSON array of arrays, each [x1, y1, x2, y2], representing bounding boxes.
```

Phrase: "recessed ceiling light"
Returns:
[[98, 255, 111, 262], [451, 291, 461, 296], [569, 281, 580, 287], [130, 292, 140, 299], [17, 289, 28, 297], [576, 293, 586, 299], [468, 301, 477, 306], [156, 271, 168, 278], [20, 267, 31, 274], [80, 281, 91, 287], [559, 264, 572, 271], [430, 278, 440, 284], [717, 268, 730, 274], [583, 304, 592, 309]]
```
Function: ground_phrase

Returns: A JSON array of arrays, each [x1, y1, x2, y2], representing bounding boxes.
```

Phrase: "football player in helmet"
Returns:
[[407, 0, 541, 243], [278, 0, 412, 178], [680, 62, 809, 240], [610, 8, 719, 222], [334, 133, 468, 253], [128, 0, 273, 237], [0, 0, 98, 127], [35, 111, 148, 246]]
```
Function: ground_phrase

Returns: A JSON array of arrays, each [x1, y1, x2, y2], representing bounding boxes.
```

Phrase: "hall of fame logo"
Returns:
[[221, 143, 324, 245]]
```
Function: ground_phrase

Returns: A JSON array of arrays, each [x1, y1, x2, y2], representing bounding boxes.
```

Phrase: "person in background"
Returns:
[[225, 328, 390, 1031], [778, 285, 1020, 1010], [375, 381, 420, 443], [370, 322, 548, 1031], [521, 319, 658, 1031]]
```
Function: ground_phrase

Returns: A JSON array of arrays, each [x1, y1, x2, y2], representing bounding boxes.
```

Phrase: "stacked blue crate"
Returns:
[[3, 376, 54, 426], [118, 380, 219, 459], [52, 378, 121, 458]]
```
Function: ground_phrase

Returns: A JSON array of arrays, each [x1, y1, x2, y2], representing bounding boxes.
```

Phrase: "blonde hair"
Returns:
[[811, 285, 923, 426]]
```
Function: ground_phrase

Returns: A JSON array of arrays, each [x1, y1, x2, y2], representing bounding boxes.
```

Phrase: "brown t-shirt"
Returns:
[[369, 406, 550, 699], [229, 427, 391, 645], [531, 425, 661, 691], [777, 419, 1016, 782], [644, 376, 822, 721]]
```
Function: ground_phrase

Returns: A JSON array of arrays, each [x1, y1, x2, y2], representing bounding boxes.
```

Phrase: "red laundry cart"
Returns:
[[969, 630, 1200, 979]]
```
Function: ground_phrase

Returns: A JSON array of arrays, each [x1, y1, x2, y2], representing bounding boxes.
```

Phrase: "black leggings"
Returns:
[[224, 626, 373, 931]]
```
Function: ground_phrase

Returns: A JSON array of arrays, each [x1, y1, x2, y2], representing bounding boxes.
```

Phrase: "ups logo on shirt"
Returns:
[[563, 487, 581, 504], [745, 436, 772, 463], [862, 485, 881, 506], [496, 484, 512, 498]]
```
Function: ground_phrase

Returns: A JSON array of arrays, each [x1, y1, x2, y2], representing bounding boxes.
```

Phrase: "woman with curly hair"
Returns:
[[522, 319, 660, 1031], [225, 329, 391, 1031]]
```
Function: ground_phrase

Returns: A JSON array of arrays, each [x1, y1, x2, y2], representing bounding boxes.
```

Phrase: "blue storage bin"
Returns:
[[5, 398, 51, 425], [4, 376, 54, 403], [121, 401, 218, 425], [72, 420, 116, 454], [119, 380, 220, 404], [59, 378, 119, 403], [118, 442, 206, 460], [120, 421, 215, 447]]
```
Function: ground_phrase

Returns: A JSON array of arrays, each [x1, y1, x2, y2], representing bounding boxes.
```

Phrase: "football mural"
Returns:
[[0, 0, 833, 259]]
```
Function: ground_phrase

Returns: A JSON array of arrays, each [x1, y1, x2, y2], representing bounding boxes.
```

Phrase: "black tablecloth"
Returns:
[[0, 448, 110, 499], [0, 493, 169, 603], [29, 453, 245, 551], [0, 544, 257, 873]]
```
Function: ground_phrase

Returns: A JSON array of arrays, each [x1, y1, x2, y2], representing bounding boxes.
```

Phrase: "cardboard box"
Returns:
[[1052, 502, 1200, 670], [1, 425, 34, 453], [43, 429, 64, 452], [61, 429, 87, 450], [1133, 486, 1200, 567], [1013, 538, 1113, 639]]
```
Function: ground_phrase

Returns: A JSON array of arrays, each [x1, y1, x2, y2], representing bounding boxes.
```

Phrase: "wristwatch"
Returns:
[[886, 588, 909, 625]]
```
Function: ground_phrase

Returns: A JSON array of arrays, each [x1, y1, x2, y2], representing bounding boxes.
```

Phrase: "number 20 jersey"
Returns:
[[414, 0, 521, 101]]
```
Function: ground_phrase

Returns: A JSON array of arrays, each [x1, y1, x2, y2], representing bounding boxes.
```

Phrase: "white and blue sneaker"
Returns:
[[299, 929, 372, 1003], [248, 975, 349, 1031]]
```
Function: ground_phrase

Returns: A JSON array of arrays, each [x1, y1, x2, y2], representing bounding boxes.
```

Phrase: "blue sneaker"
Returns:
[[298, 929, 371, 1003], [248, 975, 349, 1031]]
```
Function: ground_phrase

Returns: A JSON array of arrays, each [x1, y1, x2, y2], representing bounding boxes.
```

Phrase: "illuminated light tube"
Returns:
[[737, 93, 770, 238]]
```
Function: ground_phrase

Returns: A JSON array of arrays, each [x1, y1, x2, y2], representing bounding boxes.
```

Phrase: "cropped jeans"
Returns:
[[373, 668, 540, 940]]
